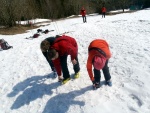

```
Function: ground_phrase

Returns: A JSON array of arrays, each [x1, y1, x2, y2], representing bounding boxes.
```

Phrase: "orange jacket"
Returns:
[[86, 39, 111, 81]]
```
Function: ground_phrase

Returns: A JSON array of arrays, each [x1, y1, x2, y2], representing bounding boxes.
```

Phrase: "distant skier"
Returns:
[[101, 6, 106, 18], [47, 35, 80, 84], [80, 7, 87, 23], [87, 39, 112, 89]]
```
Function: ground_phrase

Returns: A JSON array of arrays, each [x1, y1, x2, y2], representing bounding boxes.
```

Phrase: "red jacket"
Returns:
[[50, 35, 78, 76], [80, 9, 86, 16], [87, 39, 111, 81], [102, 7, 106, 13]]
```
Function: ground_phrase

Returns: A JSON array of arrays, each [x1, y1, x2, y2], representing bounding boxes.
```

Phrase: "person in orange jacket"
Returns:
[[101, 6, 106, 18], [80, 7, 87, 23], [86, 39, 112, 89]]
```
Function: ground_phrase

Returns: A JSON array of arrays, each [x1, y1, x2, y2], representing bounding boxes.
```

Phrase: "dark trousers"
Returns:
[[60, 55, 80, 79], [102, 12, 105, 18], [48, 60, 55, 71], [43, 52, 55, 71], [82, 16, 87, 23], [94, 60, 111, 83]]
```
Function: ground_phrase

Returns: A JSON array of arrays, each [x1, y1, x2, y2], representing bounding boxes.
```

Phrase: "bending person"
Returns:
[[87, 39, 112, 89], [40, 36, 59, 77], [47, 35, 80, 84]]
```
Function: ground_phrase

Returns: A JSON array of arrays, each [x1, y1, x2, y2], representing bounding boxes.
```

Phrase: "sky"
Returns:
[[0, 9, 150, 113]]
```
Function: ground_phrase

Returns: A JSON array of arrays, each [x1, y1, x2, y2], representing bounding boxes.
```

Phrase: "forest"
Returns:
[[0, 0, 149, 27]]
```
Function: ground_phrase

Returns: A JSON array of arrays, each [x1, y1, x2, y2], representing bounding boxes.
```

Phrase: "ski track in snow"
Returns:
[[1, 9, 150, 113]]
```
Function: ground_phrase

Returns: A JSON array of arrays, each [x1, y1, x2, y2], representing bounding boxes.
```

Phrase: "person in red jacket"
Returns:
[[47, 35, 80, 84], [101, 6, 106, 18], [87, 39, 112, 89], [80, 7, 87, 23]]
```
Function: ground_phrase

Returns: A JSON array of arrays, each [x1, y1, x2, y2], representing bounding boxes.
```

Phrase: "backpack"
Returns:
[[33, 33, 40, 38], [37, 29, 43, 33], [0, 39, 13, 50], [42, 29, 49, 34]]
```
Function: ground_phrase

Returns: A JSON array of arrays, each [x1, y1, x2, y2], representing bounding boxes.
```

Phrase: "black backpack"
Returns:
[[43, 29, 49, 34], [37, 29, 43, 33]]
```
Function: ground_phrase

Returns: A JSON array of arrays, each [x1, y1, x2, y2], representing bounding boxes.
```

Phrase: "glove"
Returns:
[[92, 80, 100, 88], [92, 80, 96, 85]]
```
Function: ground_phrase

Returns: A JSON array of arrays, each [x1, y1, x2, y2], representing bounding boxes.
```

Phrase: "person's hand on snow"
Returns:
[[92, 80, 96, 85], [71, 59, 77, 65]]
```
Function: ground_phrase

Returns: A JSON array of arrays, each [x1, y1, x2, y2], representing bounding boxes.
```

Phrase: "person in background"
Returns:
[[80, 7, 87, 23], [40, 36, 60, 77], [101, 6, 106, 18], [87, 39, 112, 89], [47, 35, 80, 84]]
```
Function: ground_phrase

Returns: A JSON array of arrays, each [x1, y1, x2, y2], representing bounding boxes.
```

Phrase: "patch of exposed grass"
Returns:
[[0, 25, 39, 35]]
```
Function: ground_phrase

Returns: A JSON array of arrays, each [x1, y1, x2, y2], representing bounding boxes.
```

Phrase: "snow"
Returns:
[[109, 9, 130, 13], [16, 18, 51, 25], [1, 9, 150, 113]]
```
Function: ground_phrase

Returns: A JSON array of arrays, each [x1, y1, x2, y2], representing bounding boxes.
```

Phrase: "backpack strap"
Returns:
[[54, 37, 67, 44], [89, 47, 106, 58]]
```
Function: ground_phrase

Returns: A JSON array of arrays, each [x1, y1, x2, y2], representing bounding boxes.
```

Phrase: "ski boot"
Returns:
[[106, 80, 112, 87], [74, 72, 80, 79], [62, 78, 71, 84]]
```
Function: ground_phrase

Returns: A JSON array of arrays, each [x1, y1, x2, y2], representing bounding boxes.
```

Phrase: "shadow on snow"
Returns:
[[42, 86, 92, 113], [7, 73, 92, 113], [7, 73, 58, 109]]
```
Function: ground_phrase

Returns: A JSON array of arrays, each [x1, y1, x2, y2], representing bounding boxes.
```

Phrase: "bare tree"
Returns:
[[0, 0, 17, 27]]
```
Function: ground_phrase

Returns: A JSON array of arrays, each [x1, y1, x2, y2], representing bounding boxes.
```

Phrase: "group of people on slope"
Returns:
[[40, 35, 112, 89], [80, 6, 107, 23]]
